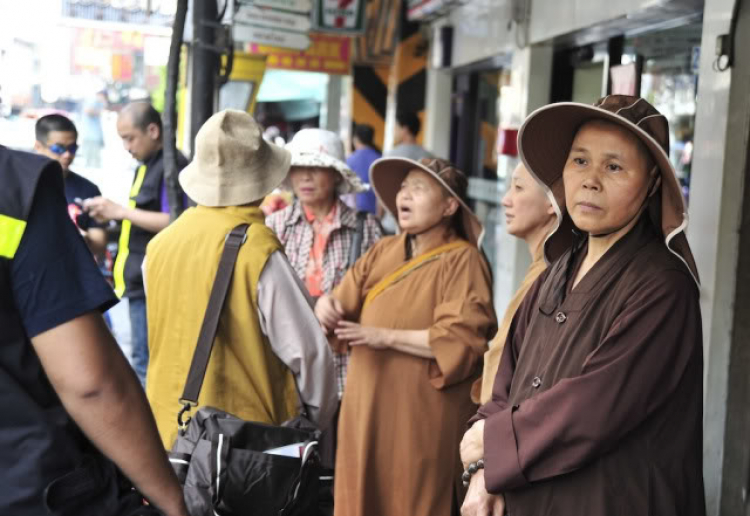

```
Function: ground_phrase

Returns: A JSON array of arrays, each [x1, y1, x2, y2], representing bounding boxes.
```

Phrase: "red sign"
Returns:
[[247, 33, 351, 75]]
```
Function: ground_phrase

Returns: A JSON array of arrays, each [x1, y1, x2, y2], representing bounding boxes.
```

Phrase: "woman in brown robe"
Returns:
[[315, 157, 497, 516], [460, 96, 704, 516], [472, 162, 556, 406]]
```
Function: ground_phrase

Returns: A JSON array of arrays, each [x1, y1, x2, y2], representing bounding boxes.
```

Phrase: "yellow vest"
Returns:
[[145, 205, 299, 449]]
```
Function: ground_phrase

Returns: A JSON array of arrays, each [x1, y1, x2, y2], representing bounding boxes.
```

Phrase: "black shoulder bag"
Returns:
[[169, 224, 321, 516]]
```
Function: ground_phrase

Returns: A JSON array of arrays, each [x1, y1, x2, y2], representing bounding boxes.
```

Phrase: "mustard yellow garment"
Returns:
[[145, 205, 298, 448], [473, 245, 548, 405]]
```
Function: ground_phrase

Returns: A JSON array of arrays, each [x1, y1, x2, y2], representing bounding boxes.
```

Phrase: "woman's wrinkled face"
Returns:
[[501, 163, 555, 239], [395, 169, 458, 235], [562, 121, 653, 236], [289, 166, 339, 206]]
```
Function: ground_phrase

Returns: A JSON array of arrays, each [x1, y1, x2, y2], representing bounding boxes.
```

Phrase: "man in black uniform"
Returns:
[[0, 144, 188, 515], [84, 102, 188, 386]]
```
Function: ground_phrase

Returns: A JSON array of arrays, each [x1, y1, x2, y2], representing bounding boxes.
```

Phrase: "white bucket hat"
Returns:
[[286, 128, 367, 195], [180, 110, 291, 207]]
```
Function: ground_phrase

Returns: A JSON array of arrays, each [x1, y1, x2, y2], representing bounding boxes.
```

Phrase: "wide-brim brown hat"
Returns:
[[369, 157, 484, 246], [518, 95, 699, 285], [180, 109, 291, 207]]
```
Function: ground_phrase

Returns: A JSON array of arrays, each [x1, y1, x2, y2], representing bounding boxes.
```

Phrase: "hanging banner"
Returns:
[[247, 33, 351, 74], [314, 0, 365, 34]]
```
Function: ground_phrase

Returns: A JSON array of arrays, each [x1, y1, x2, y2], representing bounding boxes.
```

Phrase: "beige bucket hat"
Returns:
[[518, 95, 699, 286], [369, 157, 484, 246], [286, 128, 367, 195], [179, 109, 291, 207]]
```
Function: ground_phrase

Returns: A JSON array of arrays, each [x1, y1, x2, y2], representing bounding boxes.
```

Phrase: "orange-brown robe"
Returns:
[[332, 234, 497, 516]]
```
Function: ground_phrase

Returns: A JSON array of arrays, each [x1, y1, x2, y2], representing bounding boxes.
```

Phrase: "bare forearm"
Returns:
[[386, 329, 433, 358], [33, 316, 186, 516], [123, 207, 171, 233]]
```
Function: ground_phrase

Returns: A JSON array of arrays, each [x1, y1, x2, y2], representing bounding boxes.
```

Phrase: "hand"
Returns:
[[334, 321, 390, 350], [83, 196, 126, 223], [461, 470, 505, 516], [460, 420, 485, 468], [314, 294, 344, 335]]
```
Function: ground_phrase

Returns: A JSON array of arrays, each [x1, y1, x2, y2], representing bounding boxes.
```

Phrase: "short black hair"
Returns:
[[396, 110, 420, 137], [122, 102, 163, 136], [35, 114, 77, 143], [353, 124, 375, 146]]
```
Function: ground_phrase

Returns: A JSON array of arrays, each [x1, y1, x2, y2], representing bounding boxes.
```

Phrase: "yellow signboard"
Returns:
[[247, 33, 351, 75]]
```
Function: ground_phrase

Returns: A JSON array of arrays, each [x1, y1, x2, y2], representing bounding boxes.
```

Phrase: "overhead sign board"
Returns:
[[235, 4, 311, 32], [247, 33, 351, 75], [239, 0, 312, 14], [234, 25, 311, 50], [314, 0, 365, 34]]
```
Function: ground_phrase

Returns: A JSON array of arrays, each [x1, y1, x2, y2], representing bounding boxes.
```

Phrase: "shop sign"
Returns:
[[235, 25, 311, 50], [314, 0, 365, 34], [235, 4, 312, 32], [247, 33, 351, 74], [239, 0, 312, 14]]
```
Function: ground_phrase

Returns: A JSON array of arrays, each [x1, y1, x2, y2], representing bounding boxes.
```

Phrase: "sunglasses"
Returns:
[[47, 143, 78, 155]]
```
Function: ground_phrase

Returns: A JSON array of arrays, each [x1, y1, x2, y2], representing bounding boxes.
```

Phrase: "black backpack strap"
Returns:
[[179, 224, 249, 410], [348, 211, 368, 267]]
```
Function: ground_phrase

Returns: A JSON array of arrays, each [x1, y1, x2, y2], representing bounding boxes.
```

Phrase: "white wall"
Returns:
[[528, 0, 703, 44], [423, 66, 452, 159], [690, 0, 749, 513], [446, 0, 516, 68]]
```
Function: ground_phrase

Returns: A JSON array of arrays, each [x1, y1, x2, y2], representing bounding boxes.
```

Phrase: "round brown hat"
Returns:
[[369, 157, 484, 246], [518, 95, 698, 285]]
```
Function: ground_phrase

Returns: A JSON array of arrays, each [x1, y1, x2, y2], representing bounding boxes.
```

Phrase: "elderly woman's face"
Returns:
[[502, 163, 554, 241], [562, 121, 653, 236], [395, 169, 457, 235], [289, 166, 339, 206]]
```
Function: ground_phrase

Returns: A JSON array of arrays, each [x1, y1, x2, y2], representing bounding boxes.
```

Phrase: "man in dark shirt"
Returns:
[[83, 102, 188, 386], [0, 145, 188, 515], [33, 114, 107, 257]]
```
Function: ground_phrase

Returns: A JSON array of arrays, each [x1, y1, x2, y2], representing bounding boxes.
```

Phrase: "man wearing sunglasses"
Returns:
[[34, 114, 107, 258]]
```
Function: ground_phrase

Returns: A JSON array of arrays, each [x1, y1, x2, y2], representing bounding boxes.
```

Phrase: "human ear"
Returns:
[[443, 197, 460, 217], [147, 123, 160, 140]]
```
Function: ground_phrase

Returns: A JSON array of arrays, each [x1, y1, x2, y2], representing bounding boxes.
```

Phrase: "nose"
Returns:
[[501, 188, 512, 207], [581, 171, 602, 191]]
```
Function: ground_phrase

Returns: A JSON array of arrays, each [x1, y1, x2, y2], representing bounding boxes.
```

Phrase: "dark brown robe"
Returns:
[[473, 217, 705, 516]]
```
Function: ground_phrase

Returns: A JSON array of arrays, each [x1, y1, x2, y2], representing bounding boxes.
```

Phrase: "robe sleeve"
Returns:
[[481, 269, 702, 493], [468, 272, 543, 424], [427, 247, 498, 390], [332, 237, 385, 321]]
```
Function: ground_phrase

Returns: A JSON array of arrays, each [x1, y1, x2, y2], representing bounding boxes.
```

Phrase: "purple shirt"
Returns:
[[346, 147, 381, 214]]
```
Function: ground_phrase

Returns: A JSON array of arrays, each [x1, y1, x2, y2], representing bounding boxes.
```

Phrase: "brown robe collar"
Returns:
[[538, 216, 657, 316]]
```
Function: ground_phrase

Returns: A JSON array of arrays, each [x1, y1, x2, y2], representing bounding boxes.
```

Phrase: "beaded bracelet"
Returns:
[[461, 459, 485, 487]]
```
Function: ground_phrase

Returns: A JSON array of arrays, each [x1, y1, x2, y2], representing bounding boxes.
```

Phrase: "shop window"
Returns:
[[624, 22, 702, 203]]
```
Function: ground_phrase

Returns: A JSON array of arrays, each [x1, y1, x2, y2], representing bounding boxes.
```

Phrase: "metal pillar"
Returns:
[[190, 0, 219, 150]]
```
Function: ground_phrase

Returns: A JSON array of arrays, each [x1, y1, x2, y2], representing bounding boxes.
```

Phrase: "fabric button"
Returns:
[[532, 376, 542, 388], [555, 311, 567, 324]]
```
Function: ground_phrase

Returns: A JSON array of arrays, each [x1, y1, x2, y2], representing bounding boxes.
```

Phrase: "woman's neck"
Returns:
[[573, 214, 642, 288], [524, 218, 556, 260], [410, 223, 455, 257], [304, 197, 336, 221]]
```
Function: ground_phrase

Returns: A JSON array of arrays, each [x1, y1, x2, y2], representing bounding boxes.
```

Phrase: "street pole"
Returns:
[[163, 0, 188, 221], [190, 0, 220, 150]]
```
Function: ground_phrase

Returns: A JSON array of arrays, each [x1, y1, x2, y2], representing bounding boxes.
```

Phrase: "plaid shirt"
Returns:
[[266, 199, 382, 397]]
